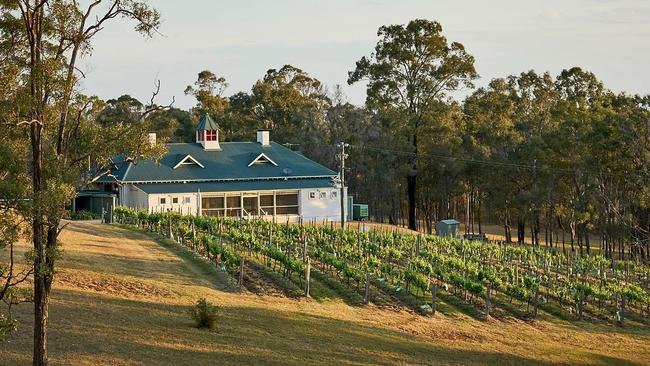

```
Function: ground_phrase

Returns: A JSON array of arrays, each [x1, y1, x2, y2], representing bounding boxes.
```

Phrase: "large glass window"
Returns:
[[226, 195, 241, 217], [276, 193, 298, 206], [201, 191, 299, 218], [203, 197, 224, 209], [260, 194, 274, 215], [202, 196, 225, 216], [226, 196, 240, 208], [276, 192, 299, 216], [243, 196, 258, 215]]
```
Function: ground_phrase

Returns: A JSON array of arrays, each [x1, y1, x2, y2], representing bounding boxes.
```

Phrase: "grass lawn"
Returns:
[[1, 221, 649, 365]]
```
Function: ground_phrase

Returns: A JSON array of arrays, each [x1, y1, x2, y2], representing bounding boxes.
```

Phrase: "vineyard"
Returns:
[[113, 207, 650, 325]]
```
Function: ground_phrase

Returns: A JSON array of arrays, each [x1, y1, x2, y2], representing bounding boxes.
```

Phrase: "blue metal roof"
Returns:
[[95, 155, 130, 183], [103, 142, 336, 183], [134, 178, 335, 194], [196, 113, 219, 131]]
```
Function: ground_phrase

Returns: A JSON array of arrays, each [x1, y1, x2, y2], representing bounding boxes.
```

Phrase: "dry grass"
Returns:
[[1, 222, 649, 366]]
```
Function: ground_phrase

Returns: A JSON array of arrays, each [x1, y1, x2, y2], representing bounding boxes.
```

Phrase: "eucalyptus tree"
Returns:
[[225, 65, 330, 151], [551, 67, 606, 254], [463, 78, 521, 241], [0, 116, 30, 341], [96, 94, 144, 126], [591, 93, 650, 259], [253, 65, 329, 144], [348, 19, 478, 230], [184, 70, 230, 136], [416, 100, 465, 233], [0, 1, 164, 364]]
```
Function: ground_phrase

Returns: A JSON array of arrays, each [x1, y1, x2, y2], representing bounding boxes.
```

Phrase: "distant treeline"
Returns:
[[94, 20, 649, 261]]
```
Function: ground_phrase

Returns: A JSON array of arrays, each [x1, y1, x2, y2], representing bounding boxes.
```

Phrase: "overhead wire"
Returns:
[[348, 144, 591, 175]]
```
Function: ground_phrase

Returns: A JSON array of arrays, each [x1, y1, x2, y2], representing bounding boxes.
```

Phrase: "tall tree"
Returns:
[[184, 70, 229, 117], [348, 19, 478, 230], [0, 1, 163, 364], [251, 65, 329, 147], [96, 94, 144, 126]]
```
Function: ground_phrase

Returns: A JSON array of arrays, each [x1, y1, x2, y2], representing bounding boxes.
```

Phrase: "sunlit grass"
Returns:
[[1, 222, 648, 366]]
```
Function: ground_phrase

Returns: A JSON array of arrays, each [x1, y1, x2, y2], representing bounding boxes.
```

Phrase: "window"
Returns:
[[226, 195, 241, 217], [205, 130, 217, 141], [309, 191, 316, 200], [226, 195, 241, 208], [172, 197, 179, 204], [203, 196, 224, 209], [260, 194, 274, 215], [200, 191, 299, 218], [331, 191, 338, 199], [319, 191, 327, 199], [159, 197, 166, 204], [276, 192, 299, 216], [198, 131, 204, 141], [184, 197, 191, 204], [201, 196, 225, 217], [260, 194, 274, 207], [276, 193, 298, 206]]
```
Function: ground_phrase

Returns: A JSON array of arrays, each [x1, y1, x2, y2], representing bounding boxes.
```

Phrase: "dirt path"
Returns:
[[1, 221, 649, 366]]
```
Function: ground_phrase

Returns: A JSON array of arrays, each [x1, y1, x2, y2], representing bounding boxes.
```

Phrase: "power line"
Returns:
[[348, 144, 587, 175]]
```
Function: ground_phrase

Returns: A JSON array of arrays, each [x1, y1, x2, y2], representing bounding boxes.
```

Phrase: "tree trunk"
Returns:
[[533, 213, 540, 246], [465, 192, 470, 235], [33, 276, 49, 366], [31, 63, 49, 366], [517, 219, 525, 245], [407, 174, 417, 231], [477, 190, 482, 235], [504, 206, 512, 243], [570, 221, 576, 253]]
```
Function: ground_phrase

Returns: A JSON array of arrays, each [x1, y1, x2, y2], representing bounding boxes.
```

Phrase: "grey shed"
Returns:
[[435, 219, 461, 237]]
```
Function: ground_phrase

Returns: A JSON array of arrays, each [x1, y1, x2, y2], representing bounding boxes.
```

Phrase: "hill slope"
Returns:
[[1, 222, 649, 365]]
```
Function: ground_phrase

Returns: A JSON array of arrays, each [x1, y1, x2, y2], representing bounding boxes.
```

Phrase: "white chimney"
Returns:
[[257, 130, 270, 146], [148, 133, 157, 146]]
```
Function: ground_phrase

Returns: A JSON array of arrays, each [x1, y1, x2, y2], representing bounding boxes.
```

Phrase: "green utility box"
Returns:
[[435, 219, 461, 238], [352, 204, 369, 220]]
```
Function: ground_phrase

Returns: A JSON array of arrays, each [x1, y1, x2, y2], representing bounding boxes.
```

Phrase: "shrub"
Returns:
[[189, 298, 218, 330], [70, 210, 99, 220]]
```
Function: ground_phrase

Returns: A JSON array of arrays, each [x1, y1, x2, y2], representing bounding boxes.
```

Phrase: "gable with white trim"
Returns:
[[248, 152, 278, 167], [173, 154, 205, 169]]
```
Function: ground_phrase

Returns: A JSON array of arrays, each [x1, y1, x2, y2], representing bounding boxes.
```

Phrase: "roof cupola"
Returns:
[[195, 113, 220, 150]]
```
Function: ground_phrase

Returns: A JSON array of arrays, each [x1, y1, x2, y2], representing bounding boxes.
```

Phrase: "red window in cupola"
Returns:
[[197, 131, 204, 141], [205, 130, 217, 141]]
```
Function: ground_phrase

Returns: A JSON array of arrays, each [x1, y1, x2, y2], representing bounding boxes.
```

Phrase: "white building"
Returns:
[[97, 114, 346, 222]]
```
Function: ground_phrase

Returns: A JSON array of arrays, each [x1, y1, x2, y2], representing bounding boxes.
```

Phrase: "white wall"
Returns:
[[119, 184, 148, 210], [119, 184, 348, 221], [148, 192, 199, 215], [299, 187, 346, 223]]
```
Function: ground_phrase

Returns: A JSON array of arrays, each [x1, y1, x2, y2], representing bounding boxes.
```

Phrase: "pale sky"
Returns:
[[80, 0, 650, 109]]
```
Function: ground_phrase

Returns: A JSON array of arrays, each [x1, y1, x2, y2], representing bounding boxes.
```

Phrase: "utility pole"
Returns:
[[338, 142, 349, 229]]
